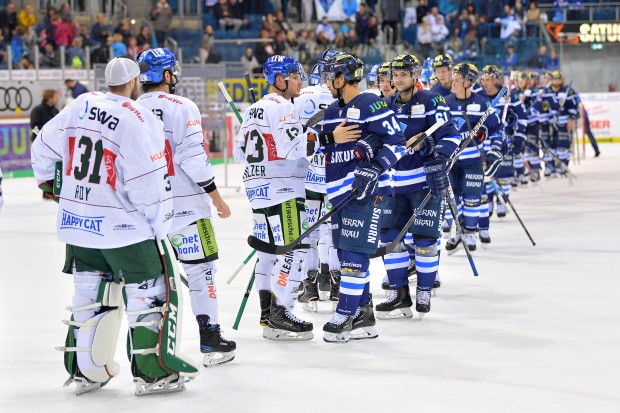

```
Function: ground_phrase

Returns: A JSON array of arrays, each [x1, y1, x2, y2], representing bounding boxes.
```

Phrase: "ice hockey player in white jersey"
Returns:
[[294, 57, 342, 310], [31, 57, 199, 396], [137, 48, 236, 367]]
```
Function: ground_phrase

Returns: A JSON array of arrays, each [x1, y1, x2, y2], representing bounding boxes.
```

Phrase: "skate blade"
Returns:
[[203, 351, 235, 367], [318, 291, 330, 301], [302, 301, 318, 312], [408, 276, 417, 284], [350, 326, 378, 340], [262, 327, 314, 341], [432, 288, 437, 297], [418, 312, 427, 320], [71, 377, 104, 395], [376, 307, 413, 320], [134, 375, 186, 396], [323, 331, 350, 343], [481, 242, 490, 250]]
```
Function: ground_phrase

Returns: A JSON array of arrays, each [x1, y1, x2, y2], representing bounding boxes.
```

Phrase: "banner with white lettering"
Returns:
[[580, 92, 620, 140], [315, 0, 359, 21]]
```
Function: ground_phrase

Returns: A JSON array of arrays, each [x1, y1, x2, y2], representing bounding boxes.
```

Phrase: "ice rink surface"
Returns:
[[1, 145, 619, 413]]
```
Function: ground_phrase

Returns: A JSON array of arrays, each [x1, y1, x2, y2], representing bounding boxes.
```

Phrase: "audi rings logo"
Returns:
[[0, 87, 33, 112]]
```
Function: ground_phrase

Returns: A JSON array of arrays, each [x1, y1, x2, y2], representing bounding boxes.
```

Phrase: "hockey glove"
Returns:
[[510, 135, 526, 155], [351, 162, 383, 200], [484, 149, 503, 178], [38, 180, 59, 203], [475, 125, 488, 144], [417, 134, 437, 158], [354, 134, 382, 162], [423, 156, 449, 197], [505, 112, 518, 133]]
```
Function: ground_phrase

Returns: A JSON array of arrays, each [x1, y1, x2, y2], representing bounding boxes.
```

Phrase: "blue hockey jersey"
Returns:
[[430, 82, 452, 97], [386, 89, 460, 193], [321, 93, 406, 206]]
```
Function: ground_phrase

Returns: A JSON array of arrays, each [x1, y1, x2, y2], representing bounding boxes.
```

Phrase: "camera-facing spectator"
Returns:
[[315, 16, 335, 45], [110, 33, 127, 57], [255, 29, 275, 64], [40, 42, 60, 68], [136, 25, 153, 49], [241, 47, 261, 75], [0, 30, 9, 69], [416, 0, 430, 24], [150, 0, 173, 46], [0, 1, 18, 41], [275, 10, 292, 33], [67, 37, 85, 68]]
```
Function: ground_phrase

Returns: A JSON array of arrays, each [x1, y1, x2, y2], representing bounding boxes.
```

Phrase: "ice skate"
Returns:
[[416, 289, 431, 319], [134, 373, 187, 396], [479, 229, 491, 248], [64, 371, 106, 396], [263, 303, 313, 341], [432, 273, 442, 296], [298, 271, 319, 312], [258, 290, 272, 326], [510, 176, 518, 188], [351, 300, 378, 340], [496, 204, 506, 218], [381, 274, 392, 297], [441, 219, 451, 238], [329, 270, 340, 302], [317, 268, 331, 301], [197, 315, 236, 367], [445, 234, 462, 255], [519, 174, 529, 185], [323, 312, 353, 343], [464, 231, 477, 251], [375, 285, 414, 319]]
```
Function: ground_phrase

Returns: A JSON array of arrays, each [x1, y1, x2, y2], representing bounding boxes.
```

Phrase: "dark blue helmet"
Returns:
[[263, 55, 305, 85], [308, 64, 321, 86], [366, 64, 380, 86], [321, 52, 364, 84], [317, 48, 341, 74], [137, 48, 181, 84]]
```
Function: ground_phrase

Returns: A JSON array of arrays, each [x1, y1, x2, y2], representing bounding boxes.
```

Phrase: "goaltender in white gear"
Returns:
[[31, 57, 199, 396], [137, 47, 236, 367]]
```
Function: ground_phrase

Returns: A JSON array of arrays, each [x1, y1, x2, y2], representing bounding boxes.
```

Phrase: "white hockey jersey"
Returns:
[[31, 92, 173, 248], [234, 93, 310, 209], [361, 88, 382, 96], [293, 85, 335, 194], [137, 91, 214, 232]]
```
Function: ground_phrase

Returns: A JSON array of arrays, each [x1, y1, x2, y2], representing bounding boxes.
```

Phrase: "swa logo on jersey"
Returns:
[[88, 106, 120, 130], [60, 209, 104, 236], [246, 184, 270, 201]]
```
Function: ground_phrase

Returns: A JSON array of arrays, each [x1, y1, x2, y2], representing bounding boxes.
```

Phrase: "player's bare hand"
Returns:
[[333, 119, 361, 143], [406, 132, 425, 151], [567, 118, 574, 132], [213, 198, 231, 218]]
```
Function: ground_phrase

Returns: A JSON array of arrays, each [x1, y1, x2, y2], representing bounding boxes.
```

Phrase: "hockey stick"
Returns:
[[489, 179, 536, 246], [501, 75, 512, 124], [248, 120, 446, 255], [371, 88, 507, 258], [443, 184, 479, 276], [232, 262, 257, 330], [244, 73, 257, 103], [538, 134, 577, 181], [226, 249, 257, 284], [218, 81, 244, 123], [306, 109, 325, 129]]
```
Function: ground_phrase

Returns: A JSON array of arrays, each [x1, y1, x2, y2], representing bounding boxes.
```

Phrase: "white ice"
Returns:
[[1, 145, 619, 413]]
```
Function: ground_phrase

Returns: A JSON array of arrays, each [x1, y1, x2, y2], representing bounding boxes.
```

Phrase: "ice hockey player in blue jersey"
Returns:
[[430, 54, 453, 97], [444, 63, 503, 252], [478, 65, 527, 244], [380, 54, 460, 319], [319, 52, 406, 342], [377, 62, 397, 98]]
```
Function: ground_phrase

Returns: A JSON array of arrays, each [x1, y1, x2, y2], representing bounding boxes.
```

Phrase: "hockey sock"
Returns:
[[463, 196, 480, 231], [184, 262, 219, 324], [336, 271, 367, 316], [255, 252, 275, 292], [479, 192, 490, 231], [359, 275, 371, 306], [414, 238, 439, 291], [381, 228, 408, 288], [271, 249, 306, 309]]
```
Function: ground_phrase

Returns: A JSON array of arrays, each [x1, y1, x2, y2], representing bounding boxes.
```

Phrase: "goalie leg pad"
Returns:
[[58, 271, 124, 392]]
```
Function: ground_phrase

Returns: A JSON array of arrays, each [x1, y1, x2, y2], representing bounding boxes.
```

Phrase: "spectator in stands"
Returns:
[[552, 0, 567, 22], [91, 13, 111, 47], [0, 1, 17, 41], [438, 0, 458, 23], [462, 30, 479, 61], [316, 16, 335, 45], [67, 37, 85, 68], [344, 27, 357, 48], [10, 26, 28, 67], [150, 0, 173, 46], [275, 10, 292, 33], [54, 17, 74, 48], [381, 0, 401, 45], [64, 79, 88, 99], [59, 3, 72, 23], [78, 24, 96, 52], [367, 14, 379, 44], [454, 9, 474, 40], [428, 7, 445, 27], [525, 0, 542, 36], [136, 25, 153, 49], [497, 6, 522, 43], [110, 33, 127, 57], [198, 24, 219, 63], [417, 15, 433, 58], [355, 2, 372, 44], [416, 0, 430, 23], [514, 1, 526, 23], [241, 47, 261, 75], [127, 36, 140, 59], [215, 0, 244, 31], [466, 3, 479, 26], [527, 44, 548, 69], [115, 18, 132, 46], [274, 30, 287, 54], [255, 29, 275, 65], [17, 3, 35, 34], [546, 49, 559, 71], [430, 15, 449, 53], [40, 42, 60, 68], [444, 36, 462, 60], [479, 0, 503, 37], [0, 30, 7, 69], [30, 89, 59, 142], [261, 12, 279, 38], [502, 44, 519, 71]]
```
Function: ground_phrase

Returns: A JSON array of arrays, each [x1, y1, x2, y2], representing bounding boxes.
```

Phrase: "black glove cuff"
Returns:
[[319, 132, 335, 146]]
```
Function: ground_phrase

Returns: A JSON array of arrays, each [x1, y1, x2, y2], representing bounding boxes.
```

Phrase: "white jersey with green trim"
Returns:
[[294, 84, 335, 194], [234, 92, 310, 209], [31, 92, 173, 248], [138, 91, 215, 232]]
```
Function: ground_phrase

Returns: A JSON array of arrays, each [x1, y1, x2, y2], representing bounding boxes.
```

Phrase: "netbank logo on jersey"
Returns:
[[60, 209, 104, 236], [171, 234, 200, 255], [246, 184, 270, 202]]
